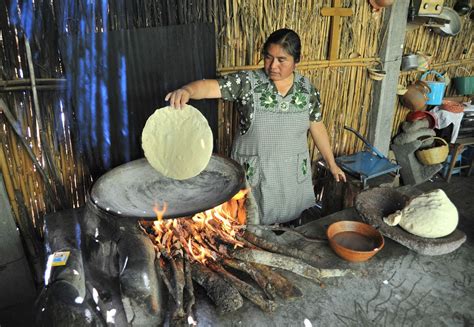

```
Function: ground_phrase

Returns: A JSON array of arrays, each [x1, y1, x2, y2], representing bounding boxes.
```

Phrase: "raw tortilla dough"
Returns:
[[141, 105, 213, 180], [383, 189, 458, 238]]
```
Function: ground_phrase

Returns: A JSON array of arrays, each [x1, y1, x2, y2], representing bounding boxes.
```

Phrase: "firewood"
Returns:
[[207, 219, 245, 248], [183, 254, 195, 320], [232, 248, 352, 283], [202, 228, 225, 254], [243, 230, 321, 265], [191, 262, 243, 313], [236, 235, 260, 249], [171, 255, 185, 321], [154, 256, 176, 301], [250, 263, 303, 300], [209, 262, 277, 312], [247, 224, 327, 243], [222, 258, 278, 300]]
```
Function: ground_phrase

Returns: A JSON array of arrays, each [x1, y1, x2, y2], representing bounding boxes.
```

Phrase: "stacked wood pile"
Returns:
[[138, 191, 350, 325]]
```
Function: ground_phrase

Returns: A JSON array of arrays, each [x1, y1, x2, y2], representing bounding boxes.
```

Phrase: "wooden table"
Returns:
[[444, 137, 474, 182]]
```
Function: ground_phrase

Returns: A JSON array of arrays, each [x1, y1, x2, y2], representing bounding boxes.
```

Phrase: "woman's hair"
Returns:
[[262, 28, 301, 63]]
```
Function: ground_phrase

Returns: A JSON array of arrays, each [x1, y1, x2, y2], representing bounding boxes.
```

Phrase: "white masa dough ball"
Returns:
[[383, 189, 458, 238]]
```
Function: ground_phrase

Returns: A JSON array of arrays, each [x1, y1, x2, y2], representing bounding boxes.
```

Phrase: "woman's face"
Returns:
[[263, 43, 297, 82]]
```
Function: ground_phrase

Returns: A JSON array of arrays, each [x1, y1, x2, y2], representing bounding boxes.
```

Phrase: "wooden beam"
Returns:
[[320, 8, 353, 16], [320, 0, 353, 61]]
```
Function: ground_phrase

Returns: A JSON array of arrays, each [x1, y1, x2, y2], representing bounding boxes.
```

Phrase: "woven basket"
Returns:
[[416, 137, 449, 165]]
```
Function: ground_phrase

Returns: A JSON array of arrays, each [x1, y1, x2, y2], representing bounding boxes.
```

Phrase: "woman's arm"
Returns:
[[309, 121, 347, 182], [165, 79, 221, 109]]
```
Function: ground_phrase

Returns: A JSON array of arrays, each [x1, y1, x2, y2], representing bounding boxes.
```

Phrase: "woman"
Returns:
[[165, 28, 346, 224]]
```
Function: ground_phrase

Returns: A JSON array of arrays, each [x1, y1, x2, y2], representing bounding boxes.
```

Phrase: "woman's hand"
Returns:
[[165, 87, 192, 109], [309, 121, 347, 183], [164, 80, 221, 109], [329, 164, 347, 183]]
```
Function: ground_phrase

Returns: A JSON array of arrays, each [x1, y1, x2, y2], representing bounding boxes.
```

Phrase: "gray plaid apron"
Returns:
[[231, 72, 315, 224]]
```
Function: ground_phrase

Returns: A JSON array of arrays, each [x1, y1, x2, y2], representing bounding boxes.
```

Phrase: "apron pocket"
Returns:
[[297, 151, 310, 183], [237, 154, 261, 188]]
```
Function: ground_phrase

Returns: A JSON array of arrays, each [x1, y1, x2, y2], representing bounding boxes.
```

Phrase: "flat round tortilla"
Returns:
[[141, 105, 213, 180]]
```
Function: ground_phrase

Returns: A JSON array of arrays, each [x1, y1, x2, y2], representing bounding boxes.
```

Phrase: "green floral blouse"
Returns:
[[217, 69, 322, 135]]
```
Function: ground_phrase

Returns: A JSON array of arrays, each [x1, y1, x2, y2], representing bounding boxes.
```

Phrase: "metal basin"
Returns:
[[90, 154, 245, 219]]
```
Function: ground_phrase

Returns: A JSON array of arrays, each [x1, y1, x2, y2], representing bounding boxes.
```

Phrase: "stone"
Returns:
[[391, 139, 442, 185], [355, 187, 467, 255]]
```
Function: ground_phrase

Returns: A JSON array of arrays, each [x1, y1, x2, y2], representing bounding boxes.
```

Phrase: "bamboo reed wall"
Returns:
[[215, 0, 385, 159], [0, 0, 219, 279], [0, 0, 473, 281]]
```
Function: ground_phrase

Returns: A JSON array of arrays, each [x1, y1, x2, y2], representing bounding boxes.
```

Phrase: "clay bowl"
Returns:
[[327, 221, 384, 262], [406, 110, 437, 128], [401, 81, 430, 111]]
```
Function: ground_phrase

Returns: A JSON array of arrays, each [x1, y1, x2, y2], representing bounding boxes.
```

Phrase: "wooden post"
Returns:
[[321, 0, 353, 61], [368, 1, 410, 155]]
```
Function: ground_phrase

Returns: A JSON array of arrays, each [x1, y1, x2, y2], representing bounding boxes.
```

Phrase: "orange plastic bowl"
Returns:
[[441, 100, 464, 113], [327, 221, 384, 262]]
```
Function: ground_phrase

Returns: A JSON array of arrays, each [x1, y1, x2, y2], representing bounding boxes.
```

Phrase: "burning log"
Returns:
[[208, 262, 277, 313], [191, 262, 244, 313], [232, 248, 353, 283], [143, 195, 245, 266]]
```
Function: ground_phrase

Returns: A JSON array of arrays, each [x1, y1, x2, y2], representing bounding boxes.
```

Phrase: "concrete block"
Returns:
[[0, 174, 23, 264], [0, 256, 36, 308], [0, 173, 36, 308]]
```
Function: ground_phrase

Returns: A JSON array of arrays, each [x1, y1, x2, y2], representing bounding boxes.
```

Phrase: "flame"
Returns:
[[153, 202, 168, 221], [142, 189, 248, 264]]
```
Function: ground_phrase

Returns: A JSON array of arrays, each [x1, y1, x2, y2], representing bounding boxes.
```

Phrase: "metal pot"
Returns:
[[401, 54, 419, 71], [432, 7, 462, 36]]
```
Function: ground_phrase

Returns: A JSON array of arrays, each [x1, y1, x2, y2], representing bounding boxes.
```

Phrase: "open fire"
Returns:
[[141, 189, 249, 265], [134, 187, 351, 326]]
